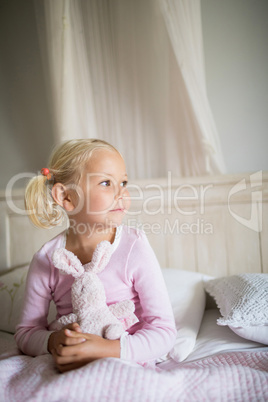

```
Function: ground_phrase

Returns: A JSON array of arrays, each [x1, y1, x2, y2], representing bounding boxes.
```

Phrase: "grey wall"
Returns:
[[0, 0, 267, 190], [0, 0, 54, 190], [201, 0, 268, 174]]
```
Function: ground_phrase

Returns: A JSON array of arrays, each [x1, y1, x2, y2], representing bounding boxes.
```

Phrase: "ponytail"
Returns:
[[24, 174, 65, 229]]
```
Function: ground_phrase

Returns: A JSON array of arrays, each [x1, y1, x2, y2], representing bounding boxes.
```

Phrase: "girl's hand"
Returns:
[[51, 332, 120, 373], [48, 323, 85, 354]]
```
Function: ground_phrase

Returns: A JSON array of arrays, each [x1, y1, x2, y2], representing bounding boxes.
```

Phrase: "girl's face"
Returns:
[[71, 149, 130, 231]]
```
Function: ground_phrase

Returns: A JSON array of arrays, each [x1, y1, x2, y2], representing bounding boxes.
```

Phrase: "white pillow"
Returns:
[[184, 309, 265, 363], [204, 273, 268, 345], [162, 268, 209, 362], [0, 265, 29, 333]]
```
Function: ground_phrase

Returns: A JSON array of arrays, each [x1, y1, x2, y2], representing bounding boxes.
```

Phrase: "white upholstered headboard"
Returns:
[[1, 172, 267, 276]]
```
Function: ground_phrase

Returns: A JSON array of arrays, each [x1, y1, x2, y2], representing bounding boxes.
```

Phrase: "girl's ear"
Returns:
[[51, 183, 75, 212]]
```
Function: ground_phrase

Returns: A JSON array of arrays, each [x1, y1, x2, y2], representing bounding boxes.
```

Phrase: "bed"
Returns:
[[0, 172, 267, 401]]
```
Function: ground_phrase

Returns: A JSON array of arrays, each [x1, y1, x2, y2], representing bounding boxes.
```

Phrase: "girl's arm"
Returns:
[[120, 231, 177, 364], [15, 247, 82, 356], [15, 250, 54, 356]]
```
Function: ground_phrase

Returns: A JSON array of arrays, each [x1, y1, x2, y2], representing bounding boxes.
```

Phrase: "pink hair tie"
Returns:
[[41, 168, 52, 180]]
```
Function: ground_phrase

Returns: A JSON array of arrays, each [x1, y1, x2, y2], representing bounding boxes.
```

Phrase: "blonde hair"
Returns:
[[25, 139, 119, 229]]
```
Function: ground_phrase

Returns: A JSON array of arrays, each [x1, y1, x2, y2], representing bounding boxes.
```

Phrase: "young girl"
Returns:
[[15, 139, 176, 372]]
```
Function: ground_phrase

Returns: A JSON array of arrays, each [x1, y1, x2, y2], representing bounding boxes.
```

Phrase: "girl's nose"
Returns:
[[114, 186, 123, 200]]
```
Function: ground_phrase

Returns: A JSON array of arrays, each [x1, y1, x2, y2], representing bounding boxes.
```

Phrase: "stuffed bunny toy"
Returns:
[[51, 240, 138, 340]]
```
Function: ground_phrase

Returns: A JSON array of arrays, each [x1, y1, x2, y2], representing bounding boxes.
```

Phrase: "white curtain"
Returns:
[[34, 0, 98, 143], [158, 0, 225, 175], [34, 0, 225, 179]]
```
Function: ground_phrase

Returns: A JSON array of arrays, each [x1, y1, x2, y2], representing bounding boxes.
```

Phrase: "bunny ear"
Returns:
[[52, 248, 84, 278], [88, 240, 113, 274]]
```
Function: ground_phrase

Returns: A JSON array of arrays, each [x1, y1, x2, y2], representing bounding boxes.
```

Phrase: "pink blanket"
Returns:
[[1, 346, 267, 401]]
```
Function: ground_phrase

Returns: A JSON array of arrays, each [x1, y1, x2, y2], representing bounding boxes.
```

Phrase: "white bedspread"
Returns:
[[0, 344, 267, 402]]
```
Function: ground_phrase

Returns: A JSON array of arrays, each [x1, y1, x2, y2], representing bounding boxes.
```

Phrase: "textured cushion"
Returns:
[[204, 274, 268, 345], [0, 265, 57, 334], [162, 268, 209, 362], [0, 265, 29, 333]]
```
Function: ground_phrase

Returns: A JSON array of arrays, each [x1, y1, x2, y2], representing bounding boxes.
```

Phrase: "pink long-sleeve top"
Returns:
[[15, 225, 176, 365]]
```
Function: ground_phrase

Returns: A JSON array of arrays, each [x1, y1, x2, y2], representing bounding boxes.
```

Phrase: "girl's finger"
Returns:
[[52, 345, 76, 364], [56, 342, 86, 357], [64, 328, 86, 338], [63, 335, 86, 346], [72, 323, 82, 332], [65, 323, 82, 332]]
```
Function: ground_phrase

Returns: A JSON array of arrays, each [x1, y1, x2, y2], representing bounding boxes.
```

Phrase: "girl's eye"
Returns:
[[100, 180, 111, 187], [121, 181, 128, 187]]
